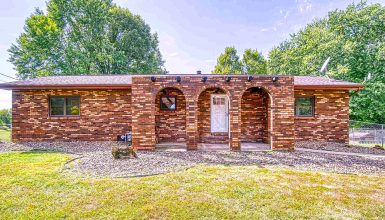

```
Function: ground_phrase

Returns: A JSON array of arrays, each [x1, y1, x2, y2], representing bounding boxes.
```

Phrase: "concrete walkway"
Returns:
[[155, 142, 271, 152], [297, 148, 385, 158]]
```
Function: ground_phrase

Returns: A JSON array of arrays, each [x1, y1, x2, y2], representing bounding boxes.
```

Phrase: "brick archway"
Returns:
[[154, 87, 187, 148], [240, 87, 272, 150], [197, 87, 231, 150]]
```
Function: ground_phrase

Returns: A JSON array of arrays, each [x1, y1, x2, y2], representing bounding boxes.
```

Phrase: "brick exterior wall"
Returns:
[[131, 75, 295, 151], [12, 89, 131, 141], [10, 76, 351, 150], [294, 89, 350, 143], [240, 88, 270, 143], [155, 87, 186, 143]]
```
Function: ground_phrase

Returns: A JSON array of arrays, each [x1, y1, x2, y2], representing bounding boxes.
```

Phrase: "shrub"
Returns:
[[112, 146, 137, 159]]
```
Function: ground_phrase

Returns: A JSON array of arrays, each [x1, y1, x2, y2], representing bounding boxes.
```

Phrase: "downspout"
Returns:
[[350, 87, 364, 96]]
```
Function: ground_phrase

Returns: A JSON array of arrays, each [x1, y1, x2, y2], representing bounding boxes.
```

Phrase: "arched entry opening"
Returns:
[[197, 87, 230, 150], [155, 87, 187, 150], [240, 87, 272, 150]]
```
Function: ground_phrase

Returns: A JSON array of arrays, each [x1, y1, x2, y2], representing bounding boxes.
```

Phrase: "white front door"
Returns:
[[210, 95, 229, 133]]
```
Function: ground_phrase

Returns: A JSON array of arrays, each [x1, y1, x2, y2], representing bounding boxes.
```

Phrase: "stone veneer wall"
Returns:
[[131, 75, 295, 151], [294, 89, 350, 143], [12, 89, 131, 141], [155, 87, 186, 143], [240, 89, 269, 143]]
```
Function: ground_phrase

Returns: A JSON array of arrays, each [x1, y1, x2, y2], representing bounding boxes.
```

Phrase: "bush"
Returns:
[[112, 146, 137, 159]]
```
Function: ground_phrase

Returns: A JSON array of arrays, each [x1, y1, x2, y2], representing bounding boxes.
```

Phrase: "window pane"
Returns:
[[160, 96, 176, 110], [66, 97, 80, 115], [297, 97, 312, 107], [295, 97, 314, 116], [50, 97, 65, 115], [298, 106, 312, 116]]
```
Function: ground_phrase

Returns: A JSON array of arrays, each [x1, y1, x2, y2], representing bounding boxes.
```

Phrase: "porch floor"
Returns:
[[155, 142, 271, 151]]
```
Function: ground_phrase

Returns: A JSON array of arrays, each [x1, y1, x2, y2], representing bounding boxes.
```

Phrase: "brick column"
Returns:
[[131, 77, 156, 150], [230, 95, 241, 151], [185, 98, 198, 150], [270, 87, 295, 151]]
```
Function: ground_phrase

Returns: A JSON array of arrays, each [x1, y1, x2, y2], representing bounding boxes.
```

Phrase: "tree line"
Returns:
[[212, 2, 384, 124], [8, 1, 384, 123], [8, 0, 166, 79]]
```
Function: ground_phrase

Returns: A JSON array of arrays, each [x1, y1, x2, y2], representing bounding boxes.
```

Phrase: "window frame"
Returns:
[[294, 96, 315, 117], [159, 95, 177, 111], [49, 96, 81, 117]]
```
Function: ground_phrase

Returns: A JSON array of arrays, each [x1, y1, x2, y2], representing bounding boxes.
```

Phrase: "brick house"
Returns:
[[0, 74, 363, 151]]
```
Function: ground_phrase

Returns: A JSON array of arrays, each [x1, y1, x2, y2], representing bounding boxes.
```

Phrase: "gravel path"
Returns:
[[1, 141, 385, 177], [297, 141, 385, 155]]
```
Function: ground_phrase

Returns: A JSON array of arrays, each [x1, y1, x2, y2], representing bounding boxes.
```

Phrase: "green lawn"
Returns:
[[1, 152, 385, 219], [0, 129, 11, 142]]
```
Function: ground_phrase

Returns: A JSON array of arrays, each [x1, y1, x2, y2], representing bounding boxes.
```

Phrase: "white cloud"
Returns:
[[205, 59, 215, 63], [169, 52, 178, 57], [260, 28, 269, 32]]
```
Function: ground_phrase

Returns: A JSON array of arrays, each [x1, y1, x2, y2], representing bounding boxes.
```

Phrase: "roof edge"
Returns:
[[0, 84, 132, 90], [294, 84, 364, 90]]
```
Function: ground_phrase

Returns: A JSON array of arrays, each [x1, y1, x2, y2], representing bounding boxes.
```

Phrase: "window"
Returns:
[[160, 96, 176, 110], [294, 97, 314, 117], [50, 96, 80, 116]]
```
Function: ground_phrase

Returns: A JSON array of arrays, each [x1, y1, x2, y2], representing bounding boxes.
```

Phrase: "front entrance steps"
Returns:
[[155, 142, 187, 151], [155, 142, 271, 151]]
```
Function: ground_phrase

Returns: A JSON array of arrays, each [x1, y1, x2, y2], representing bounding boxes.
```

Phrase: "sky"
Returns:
[[0, 0, 384, 109]]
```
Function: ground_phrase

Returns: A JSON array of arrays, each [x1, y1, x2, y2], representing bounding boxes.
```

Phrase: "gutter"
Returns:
[[294, 84, 365, 90], [350, 87, 364, 97], [0, 84, 132, 90]]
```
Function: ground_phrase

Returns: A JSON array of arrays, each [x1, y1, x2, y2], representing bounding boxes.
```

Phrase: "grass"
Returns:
[[0, 152, 385, 219], [0, 129, 11, 142], [350, 141, 384, 148]]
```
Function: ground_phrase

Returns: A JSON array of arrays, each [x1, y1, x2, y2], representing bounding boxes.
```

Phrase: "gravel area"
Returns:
[[1, 141, 385, 177], [0, 141, 121, 153], [297, 141, 385, 155]]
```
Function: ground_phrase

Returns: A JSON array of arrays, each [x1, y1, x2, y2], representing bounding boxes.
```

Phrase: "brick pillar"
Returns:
[[186, 98, 198, 150], [230, 96, 241, 151], [131, 77, 156, 150], [270, 88, 295, 151]]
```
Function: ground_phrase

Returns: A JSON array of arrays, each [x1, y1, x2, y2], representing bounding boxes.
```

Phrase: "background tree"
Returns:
[[0, 109, 12, 125], [8, 0, 166, 79], [242, 49, 267, 74], [267, 2, 385, 124], [212, 47, 242, 74]]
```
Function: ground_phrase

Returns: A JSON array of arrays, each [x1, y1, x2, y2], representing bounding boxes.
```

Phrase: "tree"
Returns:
[[8, 0, 166, 79], [267, 2, 385, 124], [0, 109, 12, 125], [242, 49, 267, 74], [212, 47, 242, 74]]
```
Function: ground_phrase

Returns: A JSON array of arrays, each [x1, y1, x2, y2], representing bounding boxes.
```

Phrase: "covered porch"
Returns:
[[131, 75, 295, 151]]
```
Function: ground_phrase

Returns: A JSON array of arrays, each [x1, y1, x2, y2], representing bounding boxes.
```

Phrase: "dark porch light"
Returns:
[[225, 76, 231, 82], [247, 75, 253, 82], [176, 76, 181, 82], [150, 76, 156, 82], [201, 76, 208, 82], [272, 76, 279, 82]]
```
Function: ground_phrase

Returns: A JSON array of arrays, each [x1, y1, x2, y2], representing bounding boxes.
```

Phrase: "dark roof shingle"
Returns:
[[0, 75, 363, 90], [294, 76, 363, 89]]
